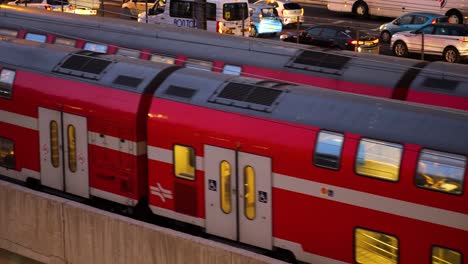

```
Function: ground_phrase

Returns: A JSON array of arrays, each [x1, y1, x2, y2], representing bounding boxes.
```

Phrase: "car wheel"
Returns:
[[121, 8, 132, 19], [250, 26, 258, 37], [393, 40, 409, 57], [446, 10, 463, 24], [380, 31, 391, 43], [353, 1, 369, 18], [443, 47, 460, 63]]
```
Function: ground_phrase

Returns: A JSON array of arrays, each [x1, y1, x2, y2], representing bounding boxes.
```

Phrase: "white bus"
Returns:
[[327, 0, 468, 24], [136, 0, 251, 36]]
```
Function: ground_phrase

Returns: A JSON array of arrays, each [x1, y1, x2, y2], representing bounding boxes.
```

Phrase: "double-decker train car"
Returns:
[[1, 5, 468, 111], [0, 37, 467, 264]]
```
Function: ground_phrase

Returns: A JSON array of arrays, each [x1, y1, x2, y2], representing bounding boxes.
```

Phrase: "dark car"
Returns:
[[280, 25, 380, 53]]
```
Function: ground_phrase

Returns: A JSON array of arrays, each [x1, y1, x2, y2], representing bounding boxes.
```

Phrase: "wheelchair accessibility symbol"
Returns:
[[258, 191, 268, 203], [208, 179, 217, 191]]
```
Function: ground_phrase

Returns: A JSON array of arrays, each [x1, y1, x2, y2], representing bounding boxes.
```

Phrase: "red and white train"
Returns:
[[1, 5, 468, 112], [0, 37, 467, 264]]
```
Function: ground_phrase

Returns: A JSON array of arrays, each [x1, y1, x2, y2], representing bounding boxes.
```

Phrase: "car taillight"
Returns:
[[44, 5, 52, 10], [300, 8, 304, 15], [217, 21, 223, 34], [281, 9, 285, 15], [431, 18, 437, 24], [347, 38, 379, 45]]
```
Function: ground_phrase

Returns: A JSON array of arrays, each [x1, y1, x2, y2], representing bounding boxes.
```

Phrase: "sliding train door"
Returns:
[[38, 107, 89, 198], [204, 145, 272, 250]]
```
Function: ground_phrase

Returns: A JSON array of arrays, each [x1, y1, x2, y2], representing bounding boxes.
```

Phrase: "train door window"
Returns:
[[314, 130, 344, 170], [0, 28, 18, 37], [173, 144, 195, 180], [244, 165, 256, 220], [25, 33, 47, 43], [432, 246, 462, 264], [67, 125, 77, 173], [50, 121, 60, 168], [150, 54, 176, 64], [185, 58, 212, 71], [415, 149, 466, 195], [355, 138, 402, 182], [222, 64, 241, 76], [116, 48, 141, 59], [0, 137, 15, 169], [83, 42, 108, 54], [0, 68, 15, 99], [54, 37, 76, 47], [220, 160, 232, 214], [355, 228, 399, 264]]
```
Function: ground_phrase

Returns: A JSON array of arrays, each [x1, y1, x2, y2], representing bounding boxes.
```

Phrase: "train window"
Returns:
[[50, 121, 60, 168], [222, 64, 241, 76], [314, 131, 344, 170], [355, 228, 399, 264], [0, 28, 17, 37], [83, 42, 108, 54], [432, 246, 462, 264], [150, 54, 175, 65], [67, 125, 77, 173], [415, 149, 466, 195], [174, 145, 195, 180], [54, 37, 76, 47], [115, 48, 141, 59], [355, 138, 402, 182], [25, 33, 47, 43], [185, 59, 212, 71], [220, 160, 232, 214], [244, 166, 256, 220], [0, 137, 15, 169], [0, 68, 15, 99]]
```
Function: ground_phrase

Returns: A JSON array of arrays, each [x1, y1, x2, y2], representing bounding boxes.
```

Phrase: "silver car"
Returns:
[[391, 23, 468, 63], [253, 0, 303, 26]]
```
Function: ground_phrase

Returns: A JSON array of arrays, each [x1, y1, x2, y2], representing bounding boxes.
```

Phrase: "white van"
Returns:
[[137, 0, 251, 36], [327, 0, 468, 24]]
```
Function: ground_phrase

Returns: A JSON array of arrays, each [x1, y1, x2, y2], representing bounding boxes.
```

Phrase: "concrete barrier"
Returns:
[[0, 181, 283, 264]]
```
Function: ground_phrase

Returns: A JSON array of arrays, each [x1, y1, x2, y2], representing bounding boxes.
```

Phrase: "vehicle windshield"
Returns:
[[47, 0, 69, 5], [223, 2, 249, 21], [261, 8, 276, 17], [283, 2, 301, 9]]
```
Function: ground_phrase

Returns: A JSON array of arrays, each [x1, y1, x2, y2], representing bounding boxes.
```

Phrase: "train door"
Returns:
[[38, 107, 89, 198], [204, 145, 272, 250]]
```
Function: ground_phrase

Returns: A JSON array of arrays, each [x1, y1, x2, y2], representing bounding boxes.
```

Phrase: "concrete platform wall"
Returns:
[[0, 181, 282, 264]]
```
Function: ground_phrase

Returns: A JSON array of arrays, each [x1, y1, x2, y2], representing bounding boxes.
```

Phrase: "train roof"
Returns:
[[156, 68, 468, 154], [2, 6, 468, 101], [0, 37, 178, 94]]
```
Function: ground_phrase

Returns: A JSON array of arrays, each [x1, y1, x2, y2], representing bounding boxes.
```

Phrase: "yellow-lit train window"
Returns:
[[356, 138, 402, 182], [0, 137, 15, 169], [244, 166, 256, 220], [415, 149, 466, 195], [67, 125, 77, 173], [355, 228, 399, 264], [150, 54, 175, 65], [174, 145, 195, 180], [432, 246, 461, 264], [220, 160, 232, 214], [54, 37, 76, 47], [50, 121, 60, 168]]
